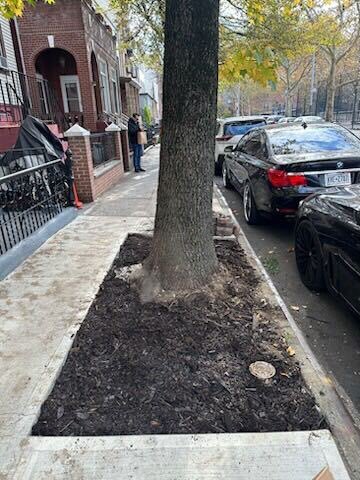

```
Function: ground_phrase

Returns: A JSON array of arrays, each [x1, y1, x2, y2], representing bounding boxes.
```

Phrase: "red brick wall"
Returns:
[[94, 162, 124, 198], [68, 131, 124, 203]]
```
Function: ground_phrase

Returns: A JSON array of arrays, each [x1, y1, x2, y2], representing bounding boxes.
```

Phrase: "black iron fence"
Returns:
[[90, 132, 117, 168], [0, 148, 71, 255]]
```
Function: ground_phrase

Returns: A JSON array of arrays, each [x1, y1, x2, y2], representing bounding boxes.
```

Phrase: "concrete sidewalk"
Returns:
[[0, 146, 350, 479]]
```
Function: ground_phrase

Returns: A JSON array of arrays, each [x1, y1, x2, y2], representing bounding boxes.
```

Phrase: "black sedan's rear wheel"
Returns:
[[295, 220, 325, 291], [243, 182, 261, 225], [222, 162, 232, 189]]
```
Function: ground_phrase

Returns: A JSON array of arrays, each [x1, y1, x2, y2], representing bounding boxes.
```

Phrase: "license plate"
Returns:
[[324, 172, 351, 187]]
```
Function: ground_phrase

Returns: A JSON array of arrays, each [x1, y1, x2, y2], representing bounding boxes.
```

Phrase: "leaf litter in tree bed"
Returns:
[[32, 234, 326, 436]]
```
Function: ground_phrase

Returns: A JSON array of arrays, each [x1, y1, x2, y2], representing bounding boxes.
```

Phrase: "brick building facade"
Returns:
[[15, 0, 122, 132]]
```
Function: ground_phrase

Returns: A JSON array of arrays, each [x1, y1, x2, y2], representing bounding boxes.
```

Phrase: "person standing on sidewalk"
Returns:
[[128, 113, 146, 172]]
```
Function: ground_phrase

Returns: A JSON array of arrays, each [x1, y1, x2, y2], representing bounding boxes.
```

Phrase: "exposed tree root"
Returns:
[[130, 261, 231, 304]]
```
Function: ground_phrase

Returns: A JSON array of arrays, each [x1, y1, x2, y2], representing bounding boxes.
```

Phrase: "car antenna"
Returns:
[[302, 121, 308, 129]]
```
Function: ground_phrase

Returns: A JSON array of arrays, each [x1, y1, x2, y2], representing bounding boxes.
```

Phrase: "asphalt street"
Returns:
[[216, 177, 360, 414]]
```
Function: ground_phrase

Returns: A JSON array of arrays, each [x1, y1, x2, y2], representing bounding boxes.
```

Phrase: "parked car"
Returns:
[[266, 115, 283, 124], [294, 115, 324, 124], [278, 116, 296, 124], [215, 116, 266, 174], [295, 185, 360, 315], [222, 122, 360, 224]]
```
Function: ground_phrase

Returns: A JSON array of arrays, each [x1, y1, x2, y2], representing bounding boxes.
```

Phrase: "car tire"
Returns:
[[243, 182, 261, 225], [222, 162, 232, 189], [295, 220, 326, 291], [215, 155, 224, 176]]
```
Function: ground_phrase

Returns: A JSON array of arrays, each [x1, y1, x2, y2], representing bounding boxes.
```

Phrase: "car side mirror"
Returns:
[[224, 145, 234, 153]]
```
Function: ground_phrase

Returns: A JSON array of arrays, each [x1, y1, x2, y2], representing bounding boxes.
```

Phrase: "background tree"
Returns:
[[220, 0, 316, 114], [143, 105, 152, 125], [109, 0, 165, 72], [306, 0, 360, 121]]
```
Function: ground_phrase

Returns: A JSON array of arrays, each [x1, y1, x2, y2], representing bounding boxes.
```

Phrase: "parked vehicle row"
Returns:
[[215, 116, 266, 174], [215, 115, 325, 173], [219, 118, 360, 316]]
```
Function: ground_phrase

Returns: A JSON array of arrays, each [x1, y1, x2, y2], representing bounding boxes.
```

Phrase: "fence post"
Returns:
[[105, 123, 125, 175], [120, 125, 131, 172], [64, 124, 95, 203]]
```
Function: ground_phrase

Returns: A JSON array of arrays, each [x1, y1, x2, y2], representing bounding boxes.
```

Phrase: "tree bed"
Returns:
[[32, 234, 326, 436]]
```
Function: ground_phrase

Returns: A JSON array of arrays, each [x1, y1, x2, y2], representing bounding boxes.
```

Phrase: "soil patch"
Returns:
[[32, 234, 326, 436]]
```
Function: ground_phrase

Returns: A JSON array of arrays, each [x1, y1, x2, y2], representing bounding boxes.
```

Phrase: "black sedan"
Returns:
[[222, 123, 360, 224], [295, 185, 360, 315]]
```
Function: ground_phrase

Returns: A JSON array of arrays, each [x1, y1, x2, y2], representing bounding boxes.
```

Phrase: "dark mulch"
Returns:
[[32, 234, 326, 436]]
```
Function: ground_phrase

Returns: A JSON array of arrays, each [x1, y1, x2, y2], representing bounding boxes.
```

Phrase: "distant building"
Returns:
[[138, 66, 161, 124], [95, 0, 141, 119]]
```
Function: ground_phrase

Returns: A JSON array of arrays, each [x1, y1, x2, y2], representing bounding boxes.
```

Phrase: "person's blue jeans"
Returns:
[[132, 144, 142, 171]]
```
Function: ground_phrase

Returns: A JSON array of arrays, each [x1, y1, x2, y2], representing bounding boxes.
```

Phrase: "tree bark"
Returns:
[[325, 55, 337, 122], [285, 90, 293, 117], [142, 0, 220, 293]]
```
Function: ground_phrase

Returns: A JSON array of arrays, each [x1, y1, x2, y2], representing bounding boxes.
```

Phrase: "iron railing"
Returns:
[[90, 132, 117, 168], [0, 148, 71, 255], [0, 69, 68, 130]]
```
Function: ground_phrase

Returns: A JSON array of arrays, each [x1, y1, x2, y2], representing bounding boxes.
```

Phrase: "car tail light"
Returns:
[[267, 169, 307, 187], [216, 135, 233, 142]]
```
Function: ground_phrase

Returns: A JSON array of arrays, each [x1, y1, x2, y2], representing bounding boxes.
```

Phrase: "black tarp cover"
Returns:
[[0, 116, 65, 167]]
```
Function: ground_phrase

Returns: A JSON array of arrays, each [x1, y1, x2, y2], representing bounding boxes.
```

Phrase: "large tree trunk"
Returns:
[[142, 0, 219, 294], [325, 56, 336, 122]]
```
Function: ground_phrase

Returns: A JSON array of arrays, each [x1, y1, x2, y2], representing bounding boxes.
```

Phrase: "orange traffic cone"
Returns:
[[73, 183, 83, 209]]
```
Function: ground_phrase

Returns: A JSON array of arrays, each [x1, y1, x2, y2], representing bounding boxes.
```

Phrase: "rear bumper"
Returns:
[[270, 187, 325, 215]]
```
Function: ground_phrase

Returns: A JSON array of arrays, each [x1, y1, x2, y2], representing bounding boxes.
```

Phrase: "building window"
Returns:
[[99, 60, 111, 112], [0, 24, 6, 58], [110, 68, 119, 113], [60, 75, 82, 113], [36, 74, 49, 115]]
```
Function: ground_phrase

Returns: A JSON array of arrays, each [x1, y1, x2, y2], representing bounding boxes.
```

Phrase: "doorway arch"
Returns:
[[35, 48, 82, 118]]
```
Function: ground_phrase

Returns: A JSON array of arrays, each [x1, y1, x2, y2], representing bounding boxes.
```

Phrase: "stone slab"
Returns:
[[13, 431, 350, 480]]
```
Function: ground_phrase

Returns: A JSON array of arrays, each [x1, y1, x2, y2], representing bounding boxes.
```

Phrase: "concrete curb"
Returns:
[[215, 185, 360, 480]]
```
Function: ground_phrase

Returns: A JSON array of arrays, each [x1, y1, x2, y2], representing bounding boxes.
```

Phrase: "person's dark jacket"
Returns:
[[128, 117, 140, 145]]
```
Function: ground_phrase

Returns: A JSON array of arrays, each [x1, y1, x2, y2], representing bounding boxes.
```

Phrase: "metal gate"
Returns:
[[0, 148, 72, 255]]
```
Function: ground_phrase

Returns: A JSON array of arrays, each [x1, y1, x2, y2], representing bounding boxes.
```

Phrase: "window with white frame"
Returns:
[[110, 68, 119, 113], [99, 60, 111, 112], [60, 75, 82, 113]]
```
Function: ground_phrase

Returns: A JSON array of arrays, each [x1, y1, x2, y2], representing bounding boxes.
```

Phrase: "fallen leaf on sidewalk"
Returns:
[[290, 305, 300, 311], [286, 346, 296, 357]]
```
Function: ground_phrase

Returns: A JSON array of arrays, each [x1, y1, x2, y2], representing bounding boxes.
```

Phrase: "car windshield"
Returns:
[[268, 126, 360, 155], [224, 120, 265, 136]]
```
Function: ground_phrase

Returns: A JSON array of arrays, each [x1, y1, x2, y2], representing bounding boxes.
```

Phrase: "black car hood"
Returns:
[[308, 185, 360, 212]]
